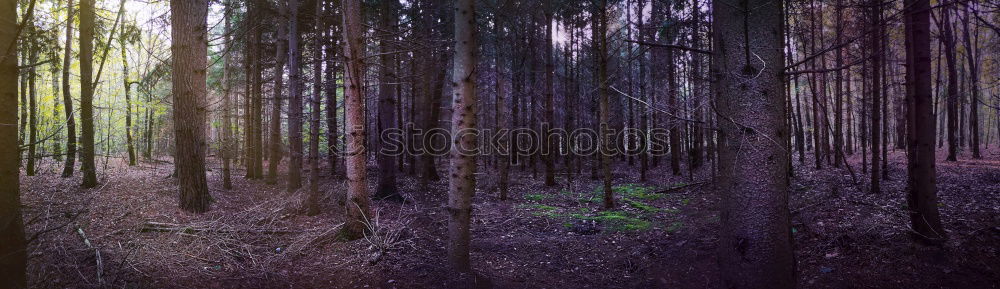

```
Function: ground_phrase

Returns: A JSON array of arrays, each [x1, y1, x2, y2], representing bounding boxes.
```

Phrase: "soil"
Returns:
[[20, 148, 1000, 288]]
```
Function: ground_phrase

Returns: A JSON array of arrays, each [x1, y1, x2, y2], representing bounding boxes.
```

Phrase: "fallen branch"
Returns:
[[76, 227, 104, 285], [654, 181, 709, 194], [138, 221, 302, 235]]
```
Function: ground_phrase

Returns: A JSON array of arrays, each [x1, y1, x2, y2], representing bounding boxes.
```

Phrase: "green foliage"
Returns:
[[524, 193, 549, 202]]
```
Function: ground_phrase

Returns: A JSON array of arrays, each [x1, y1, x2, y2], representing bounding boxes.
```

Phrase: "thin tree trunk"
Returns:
[[543, 11, 556, 186], [960, 4, 981, 159], [61, 0, 77, 177], [870, 0, 882, 194], [596, 0, 614, 209], [26, 25, 37, 176], [305, 0, 324, 215], [942, 2, 958, 161], [221, 0, 233, 189], [121, 26, 136, 166]]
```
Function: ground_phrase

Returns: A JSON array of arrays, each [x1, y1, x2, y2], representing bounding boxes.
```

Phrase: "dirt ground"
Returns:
[[20, 147, 1000, 288]]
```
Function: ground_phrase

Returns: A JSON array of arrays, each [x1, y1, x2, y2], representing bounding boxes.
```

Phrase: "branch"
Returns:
[[624, 39, 713, 55]]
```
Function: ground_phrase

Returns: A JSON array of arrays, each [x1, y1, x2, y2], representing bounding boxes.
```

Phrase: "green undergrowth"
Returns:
[[518, 183, 689, 233]]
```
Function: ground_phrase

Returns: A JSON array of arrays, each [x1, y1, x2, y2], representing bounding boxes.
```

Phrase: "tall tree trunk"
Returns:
[[325, 0, 339, 177], [495, 15, 509, 201], [121, 27, 136, 166], [690, 0, 704, 170], [903, 0, 946, 243], [305, 0, 325, 215], [170, 0, 212, 212], [61, 0, 77, 177], [666, 5, 681, 176], [638, 0, 648, 181], [375, 0, 400, 200], [942, 2, 958, 162], [870, 0, 882, 193], [713, 0, 795, 287], [596, 0, 614, 209], [80, 0, 98, 188], [543, 11, 555, 186], [287, 0, 304, 192], [26, 25, 37, 176], [338, 0, 371, 240], [960, 4, 981, 159], [0, 0, 26, 284], [221, 0, 233, 189], [267, 22, 287, 185], [833, 0, 844, 168], [448, 0, 478, 271]]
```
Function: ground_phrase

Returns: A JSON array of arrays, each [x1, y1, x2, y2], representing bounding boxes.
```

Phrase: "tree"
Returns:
[[338, 0, 372, 240], [26, 24, 37, 176], [267, 15, 287, 185], [375, 0, 401, 200], [542, 9, 555, 187], [80, 0, 97, 188], [903, 0, 945, 243], [0, 0, 27, 285], [170, 0, 212, 212], [960, 4, 981, 159], [61, 0, 76, 178], [221, 0, 234, 189], [869, 0, 882, 193], [941, 1, 958, 162], [121, 23, 136, 166], [287, 0, 304, 192], [712, 0, 795, 287], [305, 0, 324, 215], [448, 0, 478, 271], [324, 0, 339, 177], [595, 0, 613, 209]]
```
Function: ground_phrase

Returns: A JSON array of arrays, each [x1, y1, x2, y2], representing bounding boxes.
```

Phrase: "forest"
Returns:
[[0, 0, 998, 287]]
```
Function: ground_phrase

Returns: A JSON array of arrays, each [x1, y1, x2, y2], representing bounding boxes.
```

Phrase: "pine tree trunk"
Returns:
[[121, 28, 136, 166], [287, 0, 304, 192], [960, 5, 981, 159], [942, 2, 958, 162], [305, 0, 325, 215], [713, 0, 795, 286], [61, 0, 77, 177], [26, 25, 37, 176], [221, 0, 233, 189], [903, 0, 946, 243], [170, 0, 212, 213], [870, 0, 882, 194], [267, 22, 287, 185], [325, 0, 339, 177], [338, 0, 372, 240], [448, 0, 478, 271], [0, 0, 26, 283], [596, 0, 614, 209], [543, 11, 556, 186], [80, 0, 98, 188], [375, 0, 400, 200]]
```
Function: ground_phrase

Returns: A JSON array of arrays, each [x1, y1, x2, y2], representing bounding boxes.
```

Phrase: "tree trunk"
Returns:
[[338, 0, 372, 240], [170, 0, 212, 213], [543, 11, 556, 186], [942, 2, 958, 162], [221, 0, 233, 189], [870, 0, 882, 194], [26, 25, 37, 176], [61, 0, 77, 177], [80, 0, 98, 188], [903, 0, 946, 243], [287, 0, 304, 192], [713, 0, 795, 287], [596, 0, 614, 209], [375, 0, 400, 200], [305, 0, 325, 215], [121, 27, 136, 166], [325, 0, 339, 177], [448, 0, 478, 271], [267, 22, 287, 185], [833, 0, 844, 168], [0, 0, 26, 284], [960, 4, 981, 159]]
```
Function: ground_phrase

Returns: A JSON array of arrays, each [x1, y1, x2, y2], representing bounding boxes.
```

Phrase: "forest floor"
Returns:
[[20, 147, 1000, 288]]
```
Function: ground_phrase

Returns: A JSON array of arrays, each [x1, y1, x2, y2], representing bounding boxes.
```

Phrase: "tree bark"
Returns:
[[287, 0, 304, 192], [903, 0, 946, 243], [80, 0, 98, 188], [338, 0, 371, 240], [543, 10, 556, 186], [0, 0, 26, 284], [221, 0, 233, 189], [305, 0, 324, 215], [375, 0, 401, 200], [596, 0, 614, 209], [61, 0, 77, 177], [170, 0, 212, 212], [267, 21, 287, 185], [448, 0, 478, 271], [941, 2, 958, 162], [713, 0, 795, 287], [121, 26, 136, 166], [26, 25, 37, 176], [870, 0, 882, 193]]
